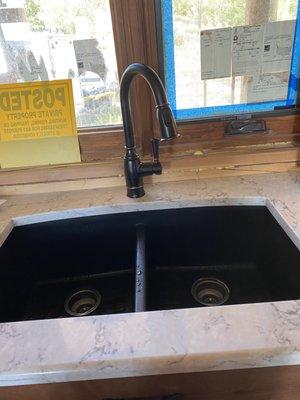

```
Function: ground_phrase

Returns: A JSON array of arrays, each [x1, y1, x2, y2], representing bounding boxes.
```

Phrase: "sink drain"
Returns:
[[191, 278, 230, 306], [64, 289, 101, 317]]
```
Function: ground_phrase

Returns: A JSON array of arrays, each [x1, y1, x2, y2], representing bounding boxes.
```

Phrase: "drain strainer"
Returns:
[[191, 278, 230, 306], [64, 289, 101, 317]]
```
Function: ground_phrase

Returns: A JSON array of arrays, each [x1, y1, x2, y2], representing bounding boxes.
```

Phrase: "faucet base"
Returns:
[[127, 186, 145, 198]]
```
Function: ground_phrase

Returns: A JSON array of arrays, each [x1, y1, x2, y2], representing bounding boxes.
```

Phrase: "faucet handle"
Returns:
[[151, 138, 160, 163]]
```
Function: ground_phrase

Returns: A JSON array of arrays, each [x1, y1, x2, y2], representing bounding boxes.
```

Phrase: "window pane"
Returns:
[[0, 0, 122, 127], [162, 0, 299, 119]]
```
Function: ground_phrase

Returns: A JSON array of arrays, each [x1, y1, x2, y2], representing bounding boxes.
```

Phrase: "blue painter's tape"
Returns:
[[161, 0, 177, 111], [174, 100, 287, 120], [287, 1, 300, 105], [289, 74, 299, 91]]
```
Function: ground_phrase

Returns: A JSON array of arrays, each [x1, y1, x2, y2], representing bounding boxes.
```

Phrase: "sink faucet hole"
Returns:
[[64, 289, 101, 317], [191, 278, 230, 306]]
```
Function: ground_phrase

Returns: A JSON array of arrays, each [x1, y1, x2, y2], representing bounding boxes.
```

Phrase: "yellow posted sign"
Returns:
[[0, 80, 81, 168], [0, 80, 77, 141]]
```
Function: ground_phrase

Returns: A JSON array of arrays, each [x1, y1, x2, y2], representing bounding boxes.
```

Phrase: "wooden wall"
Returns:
[[1, 365, 300, 400]]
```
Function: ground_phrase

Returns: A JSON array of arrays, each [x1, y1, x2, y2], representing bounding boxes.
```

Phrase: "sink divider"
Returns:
[[134, 224, 147, 312]]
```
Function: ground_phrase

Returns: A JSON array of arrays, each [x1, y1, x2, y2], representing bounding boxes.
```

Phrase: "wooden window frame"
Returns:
[[77, 0, 300, 164], [78, 0, 162, 162]]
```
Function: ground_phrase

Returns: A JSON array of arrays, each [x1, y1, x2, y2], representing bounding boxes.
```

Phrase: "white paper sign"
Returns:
[[201, 28, 232, 80], [232, 25, 264, 76], [1, 22, 31, 42], [262, 20, 296, 73], [3, 0, 25, 6], [247, 72, 289, 103], [73, 39, 104, 77]]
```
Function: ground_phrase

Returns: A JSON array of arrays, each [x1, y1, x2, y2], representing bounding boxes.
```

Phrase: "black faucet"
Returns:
[[120, 63, 179, 198]]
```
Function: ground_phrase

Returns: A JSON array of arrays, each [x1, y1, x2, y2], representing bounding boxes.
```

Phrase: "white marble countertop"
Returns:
[[0, 170, 299, 387]]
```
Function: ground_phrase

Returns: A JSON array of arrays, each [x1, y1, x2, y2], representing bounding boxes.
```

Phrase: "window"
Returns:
[[0, 0, 122, 128], [161, 0, 300, 120], [0, 0, 299, 171]]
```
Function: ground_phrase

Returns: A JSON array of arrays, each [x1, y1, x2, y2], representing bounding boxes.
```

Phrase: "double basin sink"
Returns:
[[0, 205, 299, 323]]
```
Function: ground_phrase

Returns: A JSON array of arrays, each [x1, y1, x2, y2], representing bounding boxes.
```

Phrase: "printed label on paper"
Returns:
[[201, 28, 232, 80], [247, 72, 289, 103], [262, 20, 296, 73], [232, 25, 264, 76]]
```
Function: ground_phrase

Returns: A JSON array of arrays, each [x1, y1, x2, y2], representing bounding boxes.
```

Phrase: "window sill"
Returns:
[[1, 141, 299, 194], [77, 113, 300, 162]]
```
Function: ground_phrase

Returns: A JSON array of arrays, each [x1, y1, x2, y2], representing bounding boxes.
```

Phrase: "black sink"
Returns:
[[0, 206, 299, 323], [0, 213, 137, 322]]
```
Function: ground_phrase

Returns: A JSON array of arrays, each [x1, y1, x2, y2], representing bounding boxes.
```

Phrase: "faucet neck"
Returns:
[[120, 63, 168, 149]]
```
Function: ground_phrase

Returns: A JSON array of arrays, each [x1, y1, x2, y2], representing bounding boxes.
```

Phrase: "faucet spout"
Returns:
[[120, 63, 179, 198]]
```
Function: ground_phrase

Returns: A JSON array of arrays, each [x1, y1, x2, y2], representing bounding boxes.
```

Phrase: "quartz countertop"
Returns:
[[0, 170, 299, 387]]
